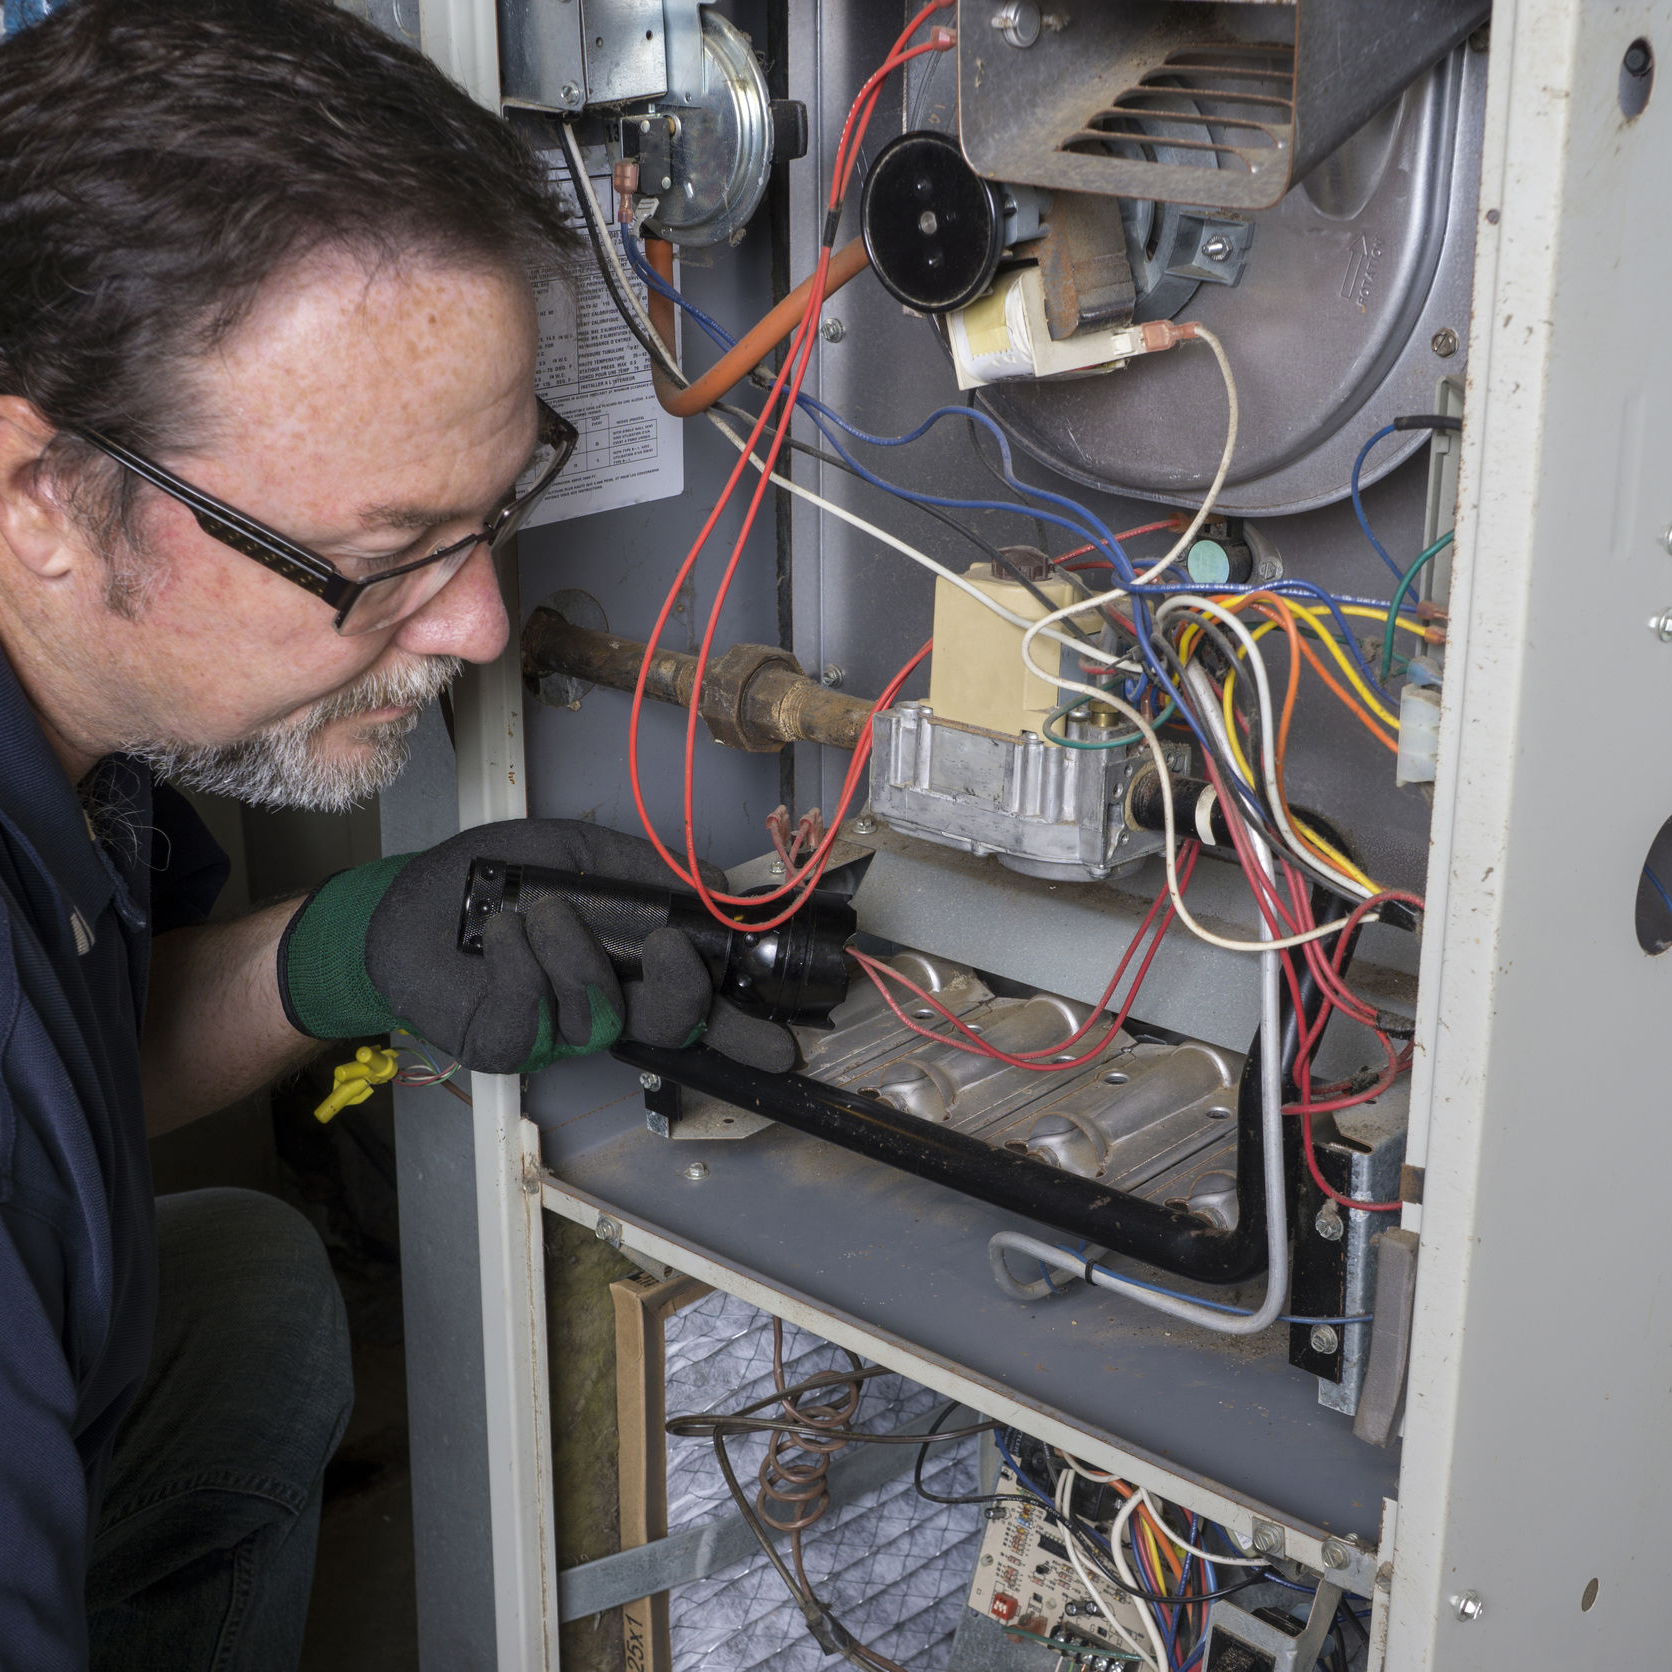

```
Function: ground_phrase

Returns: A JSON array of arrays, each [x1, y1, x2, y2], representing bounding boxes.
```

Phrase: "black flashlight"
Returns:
[[457, 859, 855, 1026]]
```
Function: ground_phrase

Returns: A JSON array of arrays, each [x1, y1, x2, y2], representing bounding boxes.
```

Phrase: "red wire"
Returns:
[[626, 12, 953, 932], [849, 843, 1199, 1072], [1053, 520, 1185, 567]]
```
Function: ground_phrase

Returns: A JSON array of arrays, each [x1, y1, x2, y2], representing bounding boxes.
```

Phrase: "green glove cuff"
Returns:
[[521, 985, 622, 1072], [279, 853, 417, 1040]]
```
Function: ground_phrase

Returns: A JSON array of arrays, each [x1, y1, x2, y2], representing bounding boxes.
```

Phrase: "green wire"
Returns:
[[1381, 529, 1455, 682], [1043, 695, 1176, 750]]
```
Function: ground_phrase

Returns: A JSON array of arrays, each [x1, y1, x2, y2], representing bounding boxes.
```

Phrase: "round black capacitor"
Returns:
[[860, 129, 1005, 314]]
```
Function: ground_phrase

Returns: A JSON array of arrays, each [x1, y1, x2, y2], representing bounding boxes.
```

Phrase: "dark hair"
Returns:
[[0, 0, 577, 534]]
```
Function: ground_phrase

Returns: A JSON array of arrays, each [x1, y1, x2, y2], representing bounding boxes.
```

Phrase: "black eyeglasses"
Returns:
[[77, 398, 578, 635]]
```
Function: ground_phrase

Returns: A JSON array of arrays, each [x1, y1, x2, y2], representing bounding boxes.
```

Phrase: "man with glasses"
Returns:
[[0, 3, 787, 1666]]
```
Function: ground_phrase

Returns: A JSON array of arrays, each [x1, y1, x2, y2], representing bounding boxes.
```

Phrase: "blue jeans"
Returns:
[[85, 1189, 354, 1672]]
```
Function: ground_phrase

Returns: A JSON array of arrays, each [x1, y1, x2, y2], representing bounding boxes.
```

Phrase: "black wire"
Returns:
[[564, 135, 1105, 662], [946, 1426, 1276, 1609], [964, 400, 1049, 551], [679, 1373, 984, 1672], [715, 403, 1102, 646]]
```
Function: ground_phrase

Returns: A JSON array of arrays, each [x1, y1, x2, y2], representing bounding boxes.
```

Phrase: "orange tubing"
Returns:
[[644, 235, 872, 418]]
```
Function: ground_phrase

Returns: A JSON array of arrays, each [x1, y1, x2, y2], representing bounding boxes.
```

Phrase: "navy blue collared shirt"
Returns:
[[0, 649, 225, 1667]]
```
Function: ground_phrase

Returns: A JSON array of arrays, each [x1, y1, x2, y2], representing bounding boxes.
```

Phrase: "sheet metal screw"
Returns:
[[1321, 1538, 1352, 1570], [768, 857, 786, 875], [1452, 1590, 1484, 1623], [1250, 1522, 1284, 1555], [1311, 1324, 1341, 1355], [1431, 327, 1459, 357], [683, 1160, 709, 1181], [1660, 524, 1672, 554], [1647, 607, 1672, 641], [821, 663, 845, 687], [1202, 233, 1234, 262], [1376, 1562, 1395, 1591], [560, 82, 582, 105], [852, 814, 877, 835], [821, 317, 846, 343], [639, 1072, 662, 1092], [1315, 1203, 1345, 1241], [595, 1216, 621, 1248]]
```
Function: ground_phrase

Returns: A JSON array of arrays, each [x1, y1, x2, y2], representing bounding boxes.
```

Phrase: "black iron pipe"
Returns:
[[615, 887, 1354, 1283]]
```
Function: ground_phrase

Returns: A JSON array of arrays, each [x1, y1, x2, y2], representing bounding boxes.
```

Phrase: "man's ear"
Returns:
[[0, 396, 78, 578]]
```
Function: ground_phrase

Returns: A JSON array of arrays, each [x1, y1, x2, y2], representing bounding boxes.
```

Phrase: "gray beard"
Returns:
[[127, 655, 462, 812]]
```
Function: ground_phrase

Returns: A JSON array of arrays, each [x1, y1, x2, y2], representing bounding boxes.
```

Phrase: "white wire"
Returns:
[[1131, 1489, 1265, 1568], [1054, 1470, 1159, 1668], [1016, 325, 1239, 669], [989, 727, 1292, 1335], [582, 143, 1353, 948], [560, 123, 1106, 668], [1098, 1479, 1170, 1671], [1159, 599, 1370, 902]]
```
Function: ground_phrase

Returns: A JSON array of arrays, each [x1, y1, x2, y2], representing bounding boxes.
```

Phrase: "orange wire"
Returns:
[[1212, 593, 1397, 754]]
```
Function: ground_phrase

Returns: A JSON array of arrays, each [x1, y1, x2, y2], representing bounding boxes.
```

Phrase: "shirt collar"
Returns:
[[0, 645, 122, 930]]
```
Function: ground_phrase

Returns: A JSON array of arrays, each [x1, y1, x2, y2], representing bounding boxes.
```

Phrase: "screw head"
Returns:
[[821, 663, 845, 687], [1321, 1537, 1352, 1570], [1431, 326, 1460, 357], [683, 1160, 709, 1181], [820, 317, 846, 343], [560, 81, 582, 105], [1202, 232, 1234, 262], [595, 1215, 621, 1247], [1310, 1324, 1341, 1355], [1250, 1523, 1283, 1555], [980, 1553, 993, 1566], [1648, 608, 1672, 642], [991, 0, 1041, 47], [638, 1072, 662, 1092], [768, 857, 786, 876], [1660, 524, 1672, 554], [1314, 1203, 1345, 1241], [852, 814, 877, 835], [1452, 1590, 1484, 1623]]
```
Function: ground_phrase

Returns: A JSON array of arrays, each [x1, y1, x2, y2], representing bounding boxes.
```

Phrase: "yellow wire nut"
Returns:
[[313, 1044, 401, 1125]]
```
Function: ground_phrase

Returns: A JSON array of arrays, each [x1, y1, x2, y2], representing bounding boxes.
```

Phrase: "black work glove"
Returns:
[[278, 818, 795, 1074]]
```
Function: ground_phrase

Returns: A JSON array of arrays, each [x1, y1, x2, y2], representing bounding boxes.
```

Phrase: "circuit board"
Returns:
[[965, 1465, 1154, 1666]]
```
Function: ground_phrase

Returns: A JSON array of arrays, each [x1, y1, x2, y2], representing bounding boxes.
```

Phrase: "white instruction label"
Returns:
[[519, 169, 683, 528]]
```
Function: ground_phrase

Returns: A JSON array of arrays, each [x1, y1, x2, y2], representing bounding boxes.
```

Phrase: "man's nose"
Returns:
[[389, 541, 509, 665]]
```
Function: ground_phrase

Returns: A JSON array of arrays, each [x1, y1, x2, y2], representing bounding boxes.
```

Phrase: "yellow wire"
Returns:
[[1184, 596, 1401, 730], [1338, 603, 1425, 635], [1221, 669, 1382, 895], [1295, 817, 1378, 894], [1279, 599, 1401, 728], [1138, 1516, 1175, 1591]]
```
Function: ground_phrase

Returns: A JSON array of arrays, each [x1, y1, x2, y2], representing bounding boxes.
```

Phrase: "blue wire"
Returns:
[[627, 234, 1400, 762], [627, 234, 1403, 667], [1644, 864, 1672, 918], [1351, 424, 1423, 607]]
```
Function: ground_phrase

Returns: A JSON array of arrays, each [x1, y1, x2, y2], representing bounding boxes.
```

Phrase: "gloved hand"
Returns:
[[277, 819, 795, 1074]]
